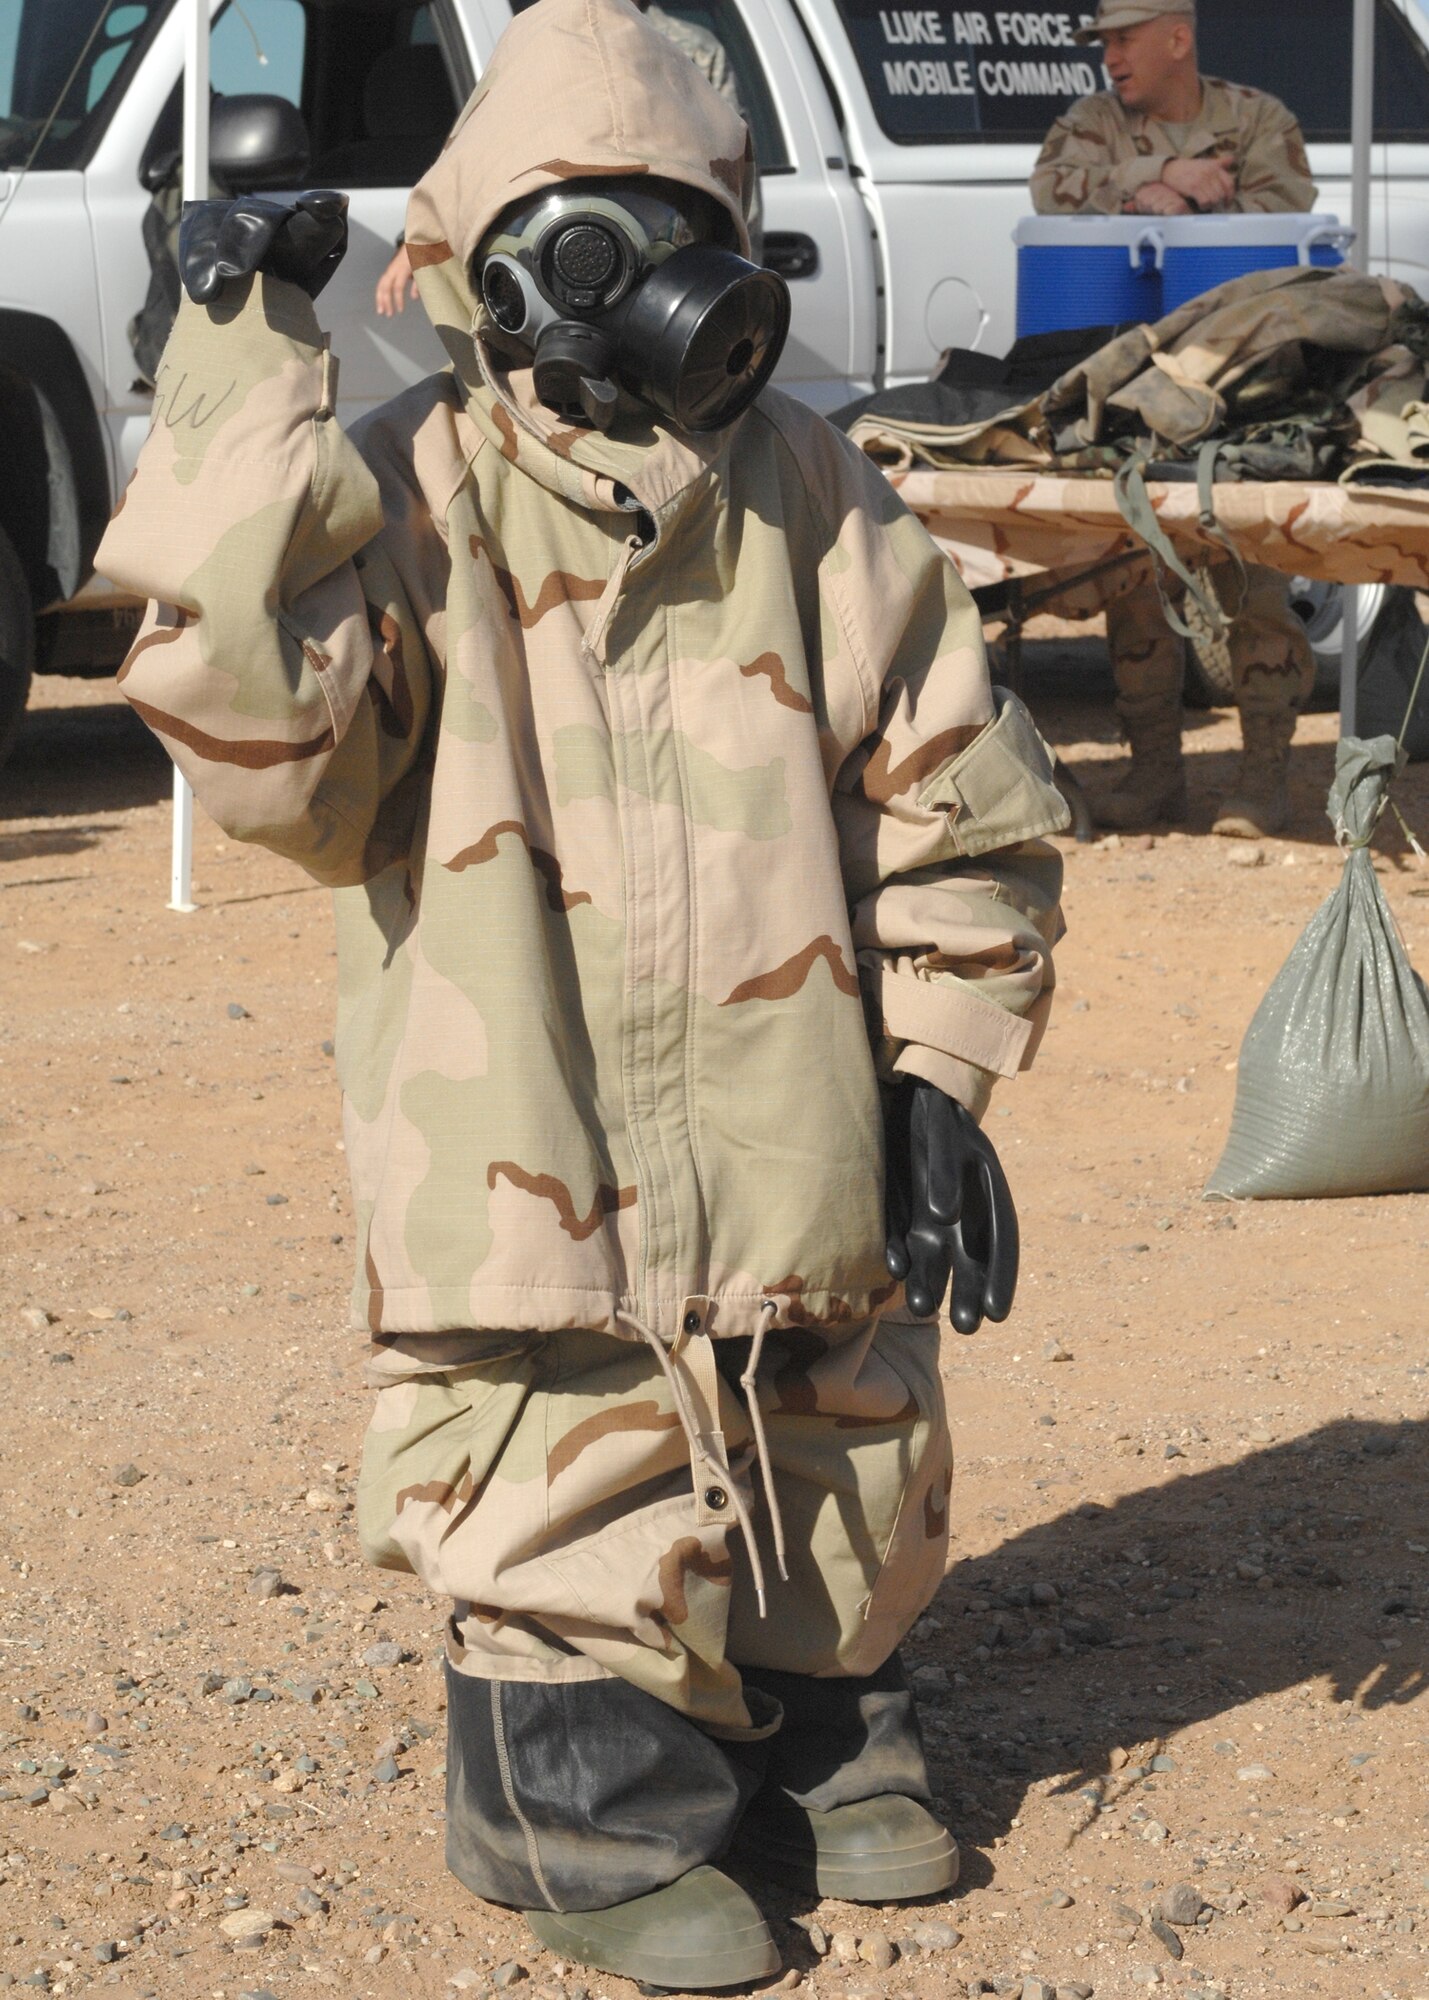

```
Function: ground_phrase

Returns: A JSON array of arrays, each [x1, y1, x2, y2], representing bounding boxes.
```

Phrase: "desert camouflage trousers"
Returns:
[[356, 1319, 951, 1742], [1050, 555, 1316, 718]]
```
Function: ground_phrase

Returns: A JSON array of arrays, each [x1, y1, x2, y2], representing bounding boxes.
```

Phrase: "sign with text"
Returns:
[[833, 3, 1108, 141]]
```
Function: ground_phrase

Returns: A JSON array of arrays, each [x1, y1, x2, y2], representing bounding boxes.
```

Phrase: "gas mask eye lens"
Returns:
[[483, 260, 529, 334]]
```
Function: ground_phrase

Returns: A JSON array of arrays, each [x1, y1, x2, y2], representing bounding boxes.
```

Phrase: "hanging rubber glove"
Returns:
[[884, 1076, 1019, 1333], [180, 190, 349, 305]]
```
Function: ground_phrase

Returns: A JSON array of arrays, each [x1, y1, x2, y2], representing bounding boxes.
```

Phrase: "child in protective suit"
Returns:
[[98, 0, 1068, 1984]]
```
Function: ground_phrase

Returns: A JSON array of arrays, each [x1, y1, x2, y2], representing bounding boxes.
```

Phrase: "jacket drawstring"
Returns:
[[617, 1306, 783, 1618], [742, 1299, 789, 1587]]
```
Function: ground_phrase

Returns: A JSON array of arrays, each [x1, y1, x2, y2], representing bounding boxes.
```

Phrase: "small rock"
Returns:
[[265, 1193, 289, 1207], [1149, 1754, 1177, 1773], [1057, 1987, 1094, 2000], [93, 1943, 119, 1964], [1021, 1983, 1055, 2000], [197, 1671, 224, 1696], [1044, 1889, 1074, 1909], [240, 1283, 261, 1297], [1030, 1581, 1060, 1606], [227, 1002, 251, 1020], [805, 1923, 830, 1956], [373, 1754, 400, 1785], [911, 1920, 962, 1950], [19, 1307, 55, 1331], [448, 1973, 484, 1992], [112, 1463, 144, 1487], [219, 1906, 275, 1941], [1236, 1764, 1273, 1783], [1224, 843, 1264, 869], [362, 1641, 403, 1669], [84, 1711, 107, 1735], [1043, 1339, 1073, 1362], [221, 1677, 254, 1704], [305, 1488, 337, 1511], [1157, 1883, 1203, 1926], [1108, 1746, 1129, 1770], [493, 1963, 528, 1989], [1308, 1898, 1354, 1918], [859, 1934, 896, 1971], [159, 1820, 187, 1840], [248, 1568, 284, 1600], [831, 1931, 860, 1964], [1149, 1918, 1183, 1960], [1139, 1820, 1170, 1844]]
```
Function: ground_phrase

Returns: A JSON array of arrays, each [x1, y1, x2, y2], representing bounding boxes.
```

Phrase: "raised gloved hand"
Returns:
[[180, 191, 349, 305], [884, 1076, 1019, 1333]]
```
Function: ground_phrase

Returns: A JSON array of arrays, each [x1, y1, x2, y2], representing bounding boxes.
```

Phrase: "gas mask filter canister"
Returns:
[[476, 182, 791, 433]]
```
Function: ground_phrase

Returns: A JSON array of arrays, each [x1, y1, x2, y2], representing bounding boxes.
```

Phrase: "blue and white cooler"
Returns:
[[1013, 216, 1165, 338], [1157, 213, 1354, 314]]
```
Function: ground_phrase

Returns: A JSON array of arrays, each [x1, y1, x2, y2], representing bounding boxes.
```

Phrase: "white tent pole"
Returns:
[[169, 0, 210, 913], [1341, 0, 1376, 739]]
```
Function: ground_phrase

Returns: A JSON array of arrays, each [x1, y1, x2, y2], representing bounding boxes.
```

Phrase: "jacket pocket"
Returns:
[[918, 686, 1070, 857]]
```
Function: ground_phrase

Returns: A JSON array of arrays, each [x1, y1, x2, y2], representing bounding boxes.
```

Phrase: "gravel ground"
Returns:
[[0, 670, 1425, 2000]]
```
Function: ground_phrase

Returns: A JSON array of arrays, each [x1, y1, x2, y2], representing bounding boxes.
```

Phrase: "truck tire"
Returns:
[[0, 521, 35, 766]]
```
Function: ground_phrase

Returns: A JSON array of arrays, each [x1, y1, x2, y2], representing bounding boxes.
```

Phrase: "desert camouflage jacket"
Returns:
[[98, 0, 1067, 1344], [1032, 76, 1316, 216]]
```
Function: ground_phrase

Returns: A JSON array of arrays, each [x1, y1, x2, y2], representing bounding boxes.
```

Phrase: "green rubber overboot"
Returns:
[[1093, 689, 1188, 830], [525, 1864, 779, 1991], [735, 1792, 959, 1903]]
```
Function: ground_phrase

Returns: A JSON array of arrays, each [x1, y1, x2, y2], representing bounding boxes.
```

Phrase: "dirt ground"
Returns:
[[1, 662, 1426, 2000]]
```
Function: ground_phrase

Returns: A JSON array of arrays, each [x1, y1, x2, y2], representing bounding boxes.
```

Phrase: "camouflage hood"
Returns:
[[404, 0, 754, 423]]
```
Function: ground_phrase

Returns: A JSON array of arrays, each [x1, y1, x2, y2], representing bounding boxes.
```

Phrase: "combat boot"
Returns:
[[526, 1866, 779, 1989], [1212, 706, 1295, 837], [1093, 689, 1187, 829]]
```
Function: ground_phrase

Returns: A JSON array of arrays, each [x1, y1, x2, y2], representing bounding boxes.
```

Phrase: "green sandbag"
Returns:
[[1206, 736, 1429, 1200]]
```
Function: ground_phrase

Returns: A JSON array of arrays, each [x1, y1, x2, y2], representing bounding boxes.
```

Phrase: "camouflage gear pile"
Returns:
[[98, 0, 1066, 1352], [1031, 75, 1316, 216]]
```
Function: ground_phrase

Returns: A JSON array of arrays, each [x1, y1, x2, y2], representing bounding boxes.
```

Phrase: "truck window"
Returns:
[[306, 1, 463, 188], [829, 0, 1429, 146], [211, 0, 307, 105], [657, 1, 792, 171], [0, 0, 166, 169]]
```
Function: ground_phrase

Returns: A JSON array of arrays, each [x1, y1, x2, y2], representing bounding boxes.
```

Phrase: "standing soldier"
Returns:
[[1032, 0, 1317, 836], [99, 0, 1067, 1983]]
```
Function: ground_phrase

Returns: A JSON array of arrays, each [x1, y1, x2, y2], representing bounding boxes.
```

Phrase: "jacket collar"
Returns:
[[457, 331, 731, 525]]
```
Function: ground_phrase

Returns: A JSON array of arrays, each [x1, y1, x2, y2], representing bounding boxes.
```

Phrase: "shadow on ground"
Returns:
[[913, 1416, 1426, 1877], [4, 687, 170, 825]]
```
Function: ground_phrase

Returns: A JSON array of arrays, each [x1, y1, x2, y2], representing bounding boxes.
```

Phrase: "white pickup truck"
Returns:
[[4, 0, 1429, 757]]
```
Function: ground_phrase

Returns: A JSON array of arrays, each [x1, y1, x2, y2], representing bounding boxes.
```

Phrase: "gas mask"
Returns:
[[475, 180, 790, 434]]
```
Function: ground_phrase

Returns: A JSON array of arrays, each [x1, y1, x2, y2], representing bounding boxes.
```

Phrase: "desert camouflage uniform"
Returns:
[[1032, 78, 1316, 804], [1031, 77, 1316, 217], [98, 0, 1066, 1913]]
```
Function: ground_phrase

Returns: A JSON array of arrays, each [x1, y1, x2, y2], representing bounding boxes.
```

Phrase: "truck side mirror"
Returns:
[[209, 94, 311, 194]]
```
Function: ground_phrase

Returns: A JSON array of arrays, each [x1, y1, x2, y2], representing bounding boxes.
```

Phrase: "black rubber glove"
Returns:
[[884, 1076, 1019, 1333], [179, 191, 349, 305]]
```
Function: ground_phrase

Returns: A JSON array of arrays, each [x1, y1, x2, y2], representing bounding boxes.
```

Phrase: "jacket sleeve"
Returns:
[[1233, 99, 1318, 213], [96, 272, 432, 887], [1032, 105, 1168, 214], [806, 423, 1069, 1121]]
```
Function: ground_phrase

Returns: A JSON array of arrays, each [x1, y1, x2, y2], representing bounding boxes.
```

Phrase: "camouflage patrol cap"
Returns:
[[1074, 0, 1195, 41]]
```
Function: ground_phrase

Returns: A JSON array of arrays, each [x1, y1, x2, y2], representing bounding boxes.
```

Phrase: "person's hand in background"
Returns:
[[1130, 180, 1193, 215], [1163, 154, 1238, 209], [376, 242, 417, 316]]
